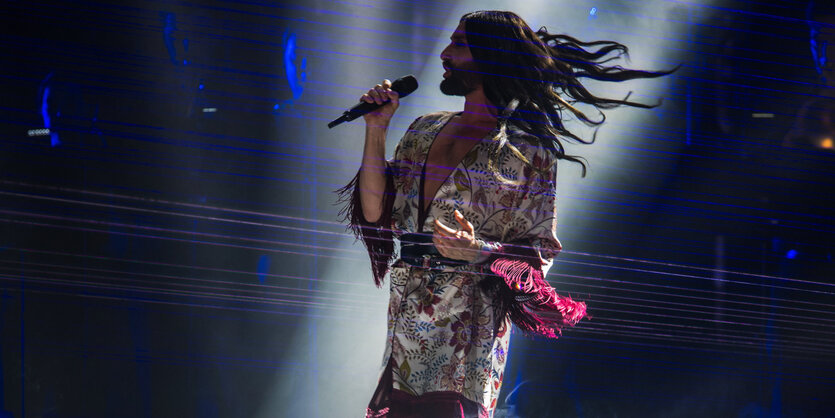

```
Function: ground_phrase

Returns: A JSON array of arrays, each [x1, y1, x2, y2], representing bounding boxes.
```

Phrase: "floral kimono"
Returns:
[[339, 111, 586, 417]]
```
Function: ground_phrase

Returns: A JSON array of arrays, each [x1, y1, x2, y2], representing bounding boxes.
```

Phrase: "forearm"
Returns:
[[358, 124, 389, 224]]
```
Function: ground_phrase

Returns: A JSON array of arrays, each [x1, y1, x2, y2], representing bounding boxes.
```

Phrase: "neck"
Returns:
[[460, 87, 498, 126]]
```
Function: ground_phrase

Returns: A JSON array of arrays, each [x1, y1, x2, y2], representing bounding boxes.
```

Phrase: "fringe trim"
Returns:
[[365, 407, 390, 418], [335, 167, 396, 287], [483, 247, 587, 339]]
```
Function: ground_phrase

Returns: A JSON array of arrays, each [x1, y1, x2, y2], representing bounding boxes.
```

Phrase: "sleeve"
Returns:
[[335, 161, 396, 288], [335, 117, 418, 287], [477, 144, 588, 339]]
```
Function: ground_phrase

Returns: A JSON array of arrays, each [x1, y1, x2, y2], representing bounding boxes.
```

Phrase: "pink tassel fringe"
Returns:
[[490, 257, 588, 339]]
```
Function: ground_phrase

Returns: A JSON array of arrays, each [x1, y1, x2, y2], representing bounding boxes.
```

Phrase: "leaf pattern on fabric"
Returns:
[[471, 186, 488, 217], [453, 169, 471, 192], [399, 359, 411, 380], [377, 112, 569, 412]]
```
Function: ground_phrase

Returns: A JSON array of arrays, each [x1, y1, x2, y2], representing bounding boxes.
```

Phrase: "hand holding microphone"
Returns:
[[360, 79, 400, 128], [328, 75, 418, 128]]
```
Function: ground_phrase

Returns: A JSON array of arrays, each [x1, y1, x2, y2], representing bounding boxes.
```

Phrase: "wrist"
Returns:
[[365, 120, 391, 132], [471, 239, 501, 264]]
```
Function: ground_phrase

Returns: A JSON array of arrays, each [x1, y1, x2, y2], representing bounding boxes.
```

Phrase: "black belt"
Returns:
[[399, 233, 468, 268]]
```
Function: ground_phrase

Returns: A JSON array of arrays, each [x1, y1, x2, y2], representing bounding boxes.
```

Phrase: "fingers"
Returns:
[[454, 210, 474, 234], [434, 218, 457, 236], [432, 229, 444, 248], [383, 79, 400, 106], [433, 220, 455, 257], [361, 84, 385, 105], [433, 215, 480, 262], [361, 80, 399, 106], [365, 83, 387, 105], [387, 89, 400, 106], [432, 225, 449, 256], [373, 84, 387, 105]]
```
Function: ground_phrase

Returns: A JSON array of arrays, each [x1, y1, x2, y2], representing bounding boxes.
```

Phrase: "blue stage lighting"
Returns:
[[284, 32, 304, 101], [257, 255, 271, 284], [40, 83, 60, 147]]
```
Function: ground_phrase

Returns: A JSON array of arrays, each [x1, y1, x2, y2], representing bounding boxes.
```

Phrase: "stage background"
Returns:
[[1, 0, 833, 416]]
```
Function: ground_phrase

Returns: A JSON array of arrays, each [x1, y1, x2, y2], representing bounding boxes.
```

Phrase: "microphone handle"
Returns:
[[327, 114, 350, 129], [328, 75, 416, 128], [328, 100, 390, 129]]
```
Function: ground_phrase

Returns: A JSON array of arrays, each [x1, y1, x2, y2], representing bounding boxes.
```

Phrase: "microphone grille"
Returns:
[[391, 75, 419, 98]]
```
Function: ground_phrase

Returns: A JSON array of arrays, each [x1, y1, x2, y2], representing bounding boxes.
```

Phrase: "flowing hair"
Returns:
[[461, 11, 679, 176]]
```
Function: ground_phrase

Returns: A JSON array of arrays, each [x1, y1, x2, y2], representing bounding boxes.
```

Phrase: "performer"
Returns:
[[339, 10, 674, 417]]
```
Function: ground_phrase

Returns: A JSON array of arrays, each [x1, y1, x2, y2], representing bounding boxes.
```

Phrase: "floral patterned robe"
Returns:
[[340, 111, 587, 416]]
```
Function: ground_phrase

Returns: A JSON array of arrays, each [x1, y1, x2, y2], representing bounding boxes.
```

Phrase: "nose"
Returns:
[[440, 44, 451, 61]]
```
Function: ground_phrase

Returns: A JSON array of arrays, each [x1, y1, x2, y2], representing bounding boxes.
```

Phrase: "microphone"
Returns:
[[328, 75, 418, 128]]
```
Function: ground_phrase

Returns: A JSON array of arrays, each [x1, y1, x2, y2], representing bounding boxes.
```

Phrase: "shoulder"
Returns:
[[504, 124, 558, 168], [394, 111, 455, 156], [406, 111, 457, 132]]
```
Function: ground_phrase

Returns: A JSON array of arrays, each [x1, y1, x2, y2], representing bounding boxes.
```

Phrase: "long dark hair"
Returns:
[[461, 11, 678, 176]]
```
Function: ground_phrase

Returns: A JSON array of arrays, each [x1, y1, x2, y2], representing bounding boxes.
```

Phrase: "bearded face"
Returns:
[[440, 59, 481, 96], [439, 22, 482, 97]]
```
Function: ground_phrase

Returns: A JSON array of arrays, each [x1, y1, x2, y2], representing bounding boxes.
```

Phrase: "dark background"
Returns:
[[1, 0, 833, 417]]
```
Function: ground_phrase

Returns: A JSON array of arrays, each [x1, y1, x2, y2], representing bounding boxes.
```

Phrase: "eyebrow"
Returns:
[[450, 34, 466, 41]]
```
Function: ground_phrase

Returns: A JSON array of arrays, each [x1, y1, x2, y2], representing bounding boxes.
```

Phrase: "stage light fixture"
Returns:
[[27, 128, 50, 137]]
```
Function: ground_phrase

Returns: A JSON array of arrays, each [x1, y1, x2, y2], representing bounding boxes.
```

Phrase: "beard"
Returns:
[[440, 62, 480, 96]]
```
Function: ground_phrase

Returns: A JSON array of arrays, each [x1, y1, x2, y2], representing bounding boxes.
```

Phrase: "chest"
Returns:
[[421, 122, 493, 210]]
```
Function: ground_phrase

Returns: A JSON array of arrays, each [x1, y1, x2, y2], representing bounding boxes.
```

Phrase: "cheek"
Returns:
[[457, 60, 478, 73]]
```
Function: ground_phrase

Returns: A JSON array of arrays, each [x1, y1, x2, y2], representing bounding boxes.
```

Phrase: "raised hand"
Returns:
[[433, 210, 481, 262], [361, 79, 400, 128]]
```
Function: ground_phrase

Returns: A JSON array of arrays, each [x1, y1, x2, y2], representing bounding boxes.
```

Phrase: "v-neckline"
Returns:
[[416, 111, 494, 232]]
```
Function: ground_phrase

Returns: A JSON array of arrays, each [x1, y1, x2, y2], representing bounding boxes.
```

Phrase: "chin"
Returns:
[[440, 78, 472, 96]]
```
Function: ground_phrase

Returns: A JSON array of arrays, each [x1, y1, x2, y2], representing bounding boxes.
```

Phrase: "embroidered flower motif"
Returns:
[[471, 187, 488, 216], [435, 301, 452, 317], [400, 161, 416, 192], [449, 311, 473, 354], [498, 191, 515, 210], [475, 313, 493, 342], [435, 329, 451, 344], [356, 111, 578, 408], [417, 290, 442, 318], [523, 150, 552, 180], [440, 362, 465, 390]]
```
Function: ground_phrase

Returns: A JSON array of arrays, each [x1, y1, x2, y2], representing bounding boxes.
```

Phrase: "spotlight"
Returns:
[[27, 128, 50, 137]]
